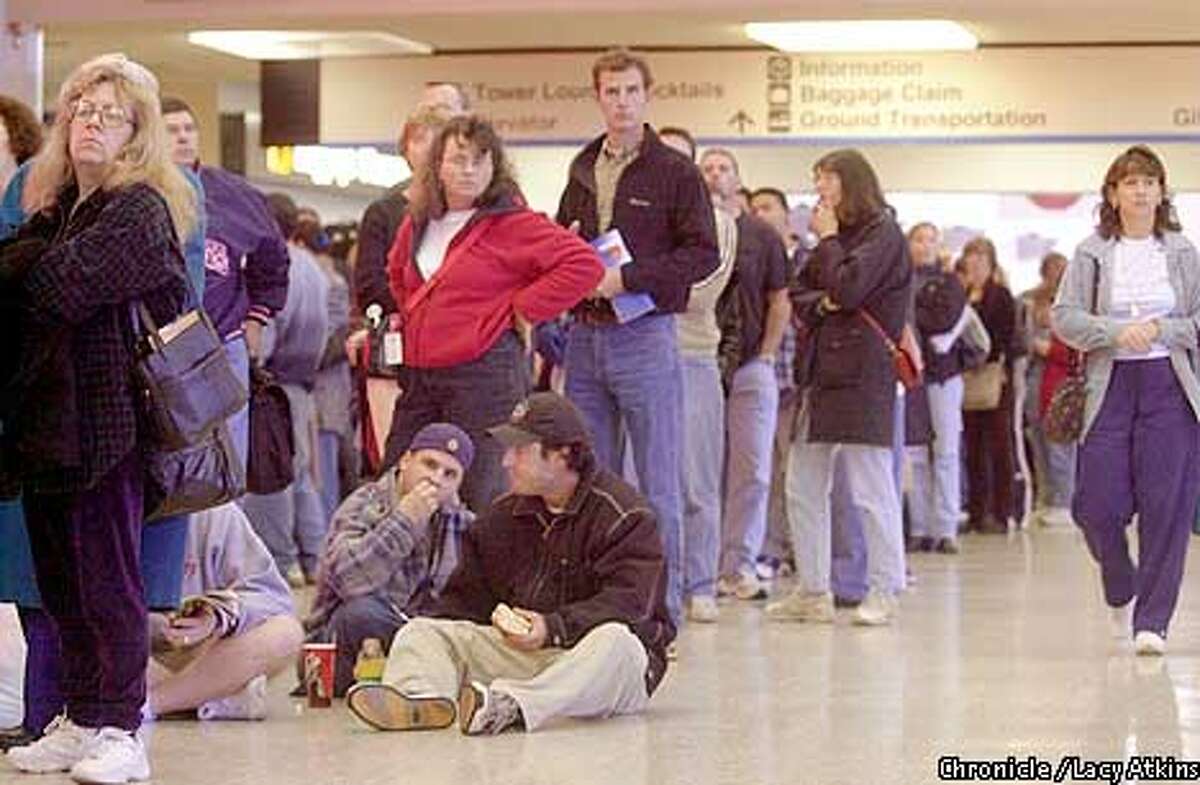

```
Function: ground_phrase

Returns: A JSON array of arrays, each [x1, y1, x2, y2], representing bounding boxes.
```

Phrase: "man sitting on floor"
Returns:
[[346, 392, 675, 736], [147, 503, 303, 720], [304, 423, 476, 696]]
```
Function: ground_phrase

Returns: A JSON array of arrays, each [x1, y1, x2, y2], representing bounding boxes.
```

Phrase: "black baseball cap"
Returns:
[[487, 393, 592, 448]]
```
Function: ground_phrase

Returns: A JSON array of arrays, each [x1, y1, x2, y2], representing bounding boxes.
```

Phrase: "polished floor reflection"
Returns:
[[16, 527, 1200, 785]]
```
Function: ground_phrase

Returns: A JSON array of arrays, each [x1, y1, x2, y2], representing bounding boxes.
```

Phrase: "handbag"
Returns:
[[1043, 261, 1100, 442], [131, 257, 248, 521], [246, 366, 295, 495], [859, 310, 923, 390], [962, 361, 1005, 411], [132, 302, 248, 450]]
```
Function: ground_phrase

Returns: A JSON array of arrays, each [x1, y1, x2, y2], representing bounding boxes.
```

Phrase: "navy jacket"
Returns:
[[555, 126, 719, 315]]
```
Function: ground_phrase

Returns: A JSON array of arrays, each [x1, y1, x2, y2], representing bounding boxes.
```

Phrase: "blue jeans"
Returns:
[[908, 375, 965, 539], [679, 356, 723, 599], [721, 359, 779, 578], [224, 336, 251, 471], [317, 430, 341, 524], [566, 316, 685, 625], [316, 594, 408, 697]]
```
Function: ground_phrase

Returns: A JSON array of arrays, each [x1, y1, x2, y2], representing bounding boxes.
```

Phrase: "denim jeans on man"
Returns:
[[566, 315, 685, 624], [680, 356, 724, 599], [720, 358, 779, 579]]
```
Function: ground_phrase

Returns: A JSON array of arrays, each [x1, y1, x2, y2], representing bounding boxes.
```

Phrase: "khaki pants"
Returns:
[[383, 618, 650, 731]]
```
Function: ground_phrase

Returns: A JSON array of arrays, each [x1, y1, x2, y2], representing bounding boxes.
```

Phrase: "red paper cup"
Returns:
[[302, 643, 337, 708]]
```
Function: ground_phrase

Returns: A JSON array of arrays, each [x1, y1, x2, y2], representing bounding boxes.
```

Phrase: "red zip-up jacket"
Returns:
[[387, 200, 603, 368]]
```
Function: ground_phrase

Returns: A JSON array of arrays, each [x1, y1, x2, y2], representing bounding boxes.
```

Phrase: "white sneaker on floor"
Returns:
[[6, 716, 98, 773], [720, 571, 768, 602], [686, 595, 719, 623], [764, 589, 834, 623], [1134, 631, 1166, 657], [1109, 602, 1133, 640], [198, 674, 268, 721], [852, 590, 898, 626], [285, 565, 306, 589], [68, 727, 148, 784], [715, 575, 736, 597]]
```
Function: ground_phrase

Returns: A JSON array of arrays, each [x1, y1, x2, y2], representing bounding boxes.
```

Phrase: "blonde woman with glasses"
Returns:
[[2, 54, 193, 783]]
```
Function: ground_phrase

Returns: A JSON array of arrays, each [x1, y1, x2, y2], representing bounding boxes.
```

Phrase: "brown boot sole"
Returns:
[[456, 681, 481, 735], [346, 684, 455, 731]]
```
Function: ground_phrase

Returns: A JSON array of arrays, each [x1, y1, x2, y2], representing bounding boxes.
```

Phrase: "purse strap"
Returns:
[[1069, 259, 1100, 376], [858, 308, 900, 356]]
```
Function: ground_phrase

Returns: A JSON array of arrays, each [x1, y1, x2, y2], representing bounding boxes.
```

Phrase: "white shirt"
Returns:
[[416, 209, 476, 281], [1111, 236, 1175, 360]]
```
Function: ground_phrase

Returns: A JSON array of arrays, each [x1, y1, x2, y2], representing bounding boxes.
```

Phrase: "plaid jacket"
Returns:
[[5, 183, 188, 493], [305, 469, 474, 634]]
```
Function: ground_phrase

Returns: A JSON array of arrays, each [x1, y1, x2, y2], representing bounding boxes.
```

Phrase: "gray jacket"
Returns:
[[1051, 231, 1200, 439]]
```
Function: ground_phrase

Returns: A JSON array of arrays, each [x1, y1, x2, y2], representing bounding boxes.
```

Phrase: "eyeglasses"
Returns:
[[72, 100, 132, 130]]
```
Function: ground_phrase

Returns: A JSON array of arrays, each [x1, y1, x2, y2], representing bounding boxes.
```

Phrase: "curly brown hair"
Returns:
[[0, 95, 44, 165], [1098, 145, 1181, 239], [409, 115, 520, 223]]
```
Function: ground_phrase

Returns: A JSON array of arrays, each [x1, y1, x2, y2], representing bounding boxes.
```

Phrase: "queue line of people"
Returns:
[[0, 45, 1198, 785]]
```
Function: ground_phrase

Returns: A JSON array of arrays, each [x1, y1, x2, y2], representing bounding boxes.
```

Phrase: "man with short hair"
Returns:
[[556, 48, 719, 626], [162, 96, 290, 466], [306, 423, 475, 697], [750, 187, 805, 576], [700, 149, 791, 601], [346, 393, 673, 736]]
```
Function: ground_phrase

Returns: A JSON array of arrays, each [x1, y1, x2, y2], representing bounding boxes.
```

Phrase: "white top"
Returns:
[[676, 208, 738, 357], [1111, 236, 1175, 360], [416, 209, 476, 281]]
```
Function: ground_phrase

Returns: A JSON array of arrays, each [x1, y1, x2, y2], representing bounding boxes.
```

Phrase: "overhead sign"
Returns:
[[320, 47, 1200, 146]]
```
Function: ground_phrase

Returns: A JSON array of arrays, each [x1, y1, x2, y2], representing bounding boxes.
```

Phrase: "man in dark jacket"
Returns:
[[556, 48, 719, 627], [346, 393, 674, 736]]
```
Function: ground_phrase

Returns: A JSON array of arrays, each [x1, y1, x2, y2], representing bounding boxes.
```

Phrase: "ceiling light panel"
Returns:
[[745, 21, 978, 53]]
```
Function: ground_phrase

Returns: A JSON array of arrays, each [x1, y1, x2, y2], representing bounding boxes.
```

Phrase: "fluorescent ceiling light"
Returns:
[[187, 30, 432, 60], [745, 20, 977, 52]]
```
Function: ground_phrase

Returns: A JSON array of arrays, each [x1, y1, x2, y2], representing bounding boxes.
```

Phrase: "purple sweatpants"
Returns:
[[23, 453, 147, 731], [1073, 359, 1200, 638]]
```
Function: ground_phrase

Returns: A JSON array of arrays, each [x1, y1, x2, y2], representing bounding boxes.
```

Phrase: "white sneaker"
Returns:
[[764, 589, 834, 623], [686, 595, 719, 623], [1134, 631, 1166, 657], [852, 590, 898, 626], [6, 716, 98, 773], [285, 565, 306, 589], [715, 575, 736, 597], [68, 727, 149, 784], [198, 674, 268, 721], [1109, 602, 1133, 640]]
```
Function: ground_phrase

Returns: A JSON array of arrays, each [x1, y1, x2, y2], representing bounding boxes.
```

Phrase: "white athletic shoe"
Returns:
[[764, 589, 835, 623], [852, 589, 898, 627], [68, 727, 149, 784], [6, 716, 98, 774], [198, 674, 269, 721], [1134, 631, 1167, 657], [686, 595, 720, 623]]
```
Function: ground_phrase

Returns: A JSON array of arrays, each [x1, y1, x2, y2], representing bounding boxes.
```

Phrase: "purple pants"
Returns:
[[1073, 359, 1200, 638], [23, 453, 147, 731]]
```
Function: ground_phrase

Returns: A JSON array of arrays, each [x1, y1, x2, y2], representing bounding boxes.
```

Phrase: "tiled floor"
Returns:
[[10, 526, 1200, 785]]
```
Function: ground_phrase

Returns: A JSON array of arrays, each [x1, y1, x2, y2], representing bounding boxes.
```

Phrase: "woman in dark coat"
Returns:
[[2, 54, 193, 782], [765, 149, 912, 627], [960, 236, 1018, 534]]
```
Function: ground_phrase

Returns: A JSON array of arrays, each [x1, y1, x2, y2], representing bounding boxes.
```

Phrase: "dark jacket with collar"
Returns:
[[792, 210, 912, 447], [0, 182, 188, 494], [433, 465, 675, 696], [355, 182, 409, 314], [555, 126, 719, 315]]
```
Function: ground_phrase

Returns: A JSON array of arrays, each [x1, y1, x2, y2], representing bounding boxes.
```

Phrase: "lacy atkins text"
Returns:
[[938, 754, 1200, 783]]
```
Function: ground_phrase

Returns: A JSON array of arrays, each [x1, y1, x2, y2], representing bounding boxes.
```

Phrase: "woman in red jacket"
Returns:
[[384, 116, 603, 513]]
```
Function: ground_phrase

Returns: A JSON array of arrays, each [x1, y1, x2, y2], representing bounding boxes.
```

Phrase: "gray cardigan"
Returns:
[[1052, 231, 1200, 439]]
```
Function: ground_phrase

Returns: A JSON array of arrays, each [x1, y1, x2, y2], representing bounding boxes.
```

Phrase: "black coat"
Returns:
[[556, 126, 719, 314], [905, 265, 968, 446], [0, 183, 187, 494], [793, 212, 912, 447]]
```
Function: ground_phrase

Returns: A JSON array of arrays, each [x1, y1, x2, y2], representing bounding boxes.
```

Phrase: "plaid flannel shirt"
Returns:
[[305, 469, 474, 634]]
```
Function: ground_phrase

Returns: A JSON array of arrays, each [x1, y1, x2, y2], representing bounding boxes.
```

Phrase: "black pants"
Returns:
[[382, 333, 530, 514]]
